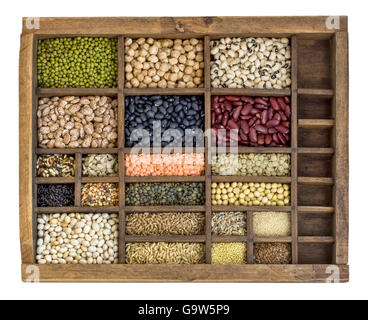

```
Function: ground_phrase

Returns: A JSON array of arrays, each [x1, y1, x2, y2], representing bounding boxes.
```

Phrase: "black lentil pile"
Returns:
[[126, 183, 205, 206], [37, 184, 74, 207], [125, 95, 204, 147]]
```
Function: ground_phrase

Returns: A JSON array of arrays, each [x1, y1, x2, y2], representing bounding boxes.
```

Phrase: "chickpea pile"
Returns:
[[125, 38, 204, 88], [211, 182, 290, 206]]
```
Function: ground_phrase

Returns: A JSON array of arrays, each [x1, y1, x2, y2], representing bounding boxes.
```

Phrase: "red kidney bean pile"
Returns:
[[211, 95, 291, 147]]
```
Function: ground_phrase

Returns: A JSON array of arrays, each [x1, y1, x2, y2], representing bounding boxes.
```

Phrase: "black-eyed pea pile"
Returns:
[[211, 182, 290, 206], [36, 213, 119, 265], [210, 37, 291, 89]]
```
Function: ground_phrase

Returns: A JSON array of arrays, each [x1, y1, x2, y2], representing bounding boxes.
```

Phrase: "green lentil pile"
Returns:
[[37, 37, 118, 88], [125, 183, 205, 206], [212, 153, 291, 176]]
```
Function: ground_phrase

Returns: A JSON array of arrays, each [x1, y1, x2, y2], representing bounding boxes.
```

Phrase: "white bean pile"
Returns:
[[210, 37, 291, 89], [36, 213, 119, 265]]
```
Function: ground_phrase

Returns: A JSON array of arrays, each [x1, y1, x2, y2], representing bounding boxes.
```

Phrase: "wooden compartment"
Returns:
[[298, 212, 333, 236], [298, 128, 332, 148], [298, 39, 332, 89], [298, 154, 333, 177], [298, 96, 332, 119], [298, 243, 333, 264], [19, 16, 349, 283], [298, 184, 333, 207]]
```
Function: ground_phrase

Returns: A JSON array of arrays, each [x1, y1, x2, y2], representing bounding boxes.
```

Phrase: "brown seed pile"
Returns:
[[211, 243, 247, 264], [126, 212, 205, 236], [253, 212, 291, 237], [81, 183, 119, 207], [254, 243, 291, 264], [37, 96, 118, 148], [212, 212, 247, 235], [82, 154, 118, 177], [125, 242, 205, 264], [37, 154, 75, 177]]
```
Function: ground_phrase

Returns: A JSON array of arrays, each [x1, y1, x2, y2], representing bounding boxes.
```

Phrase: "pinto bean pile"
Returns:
[[211, 95, 291, 147]]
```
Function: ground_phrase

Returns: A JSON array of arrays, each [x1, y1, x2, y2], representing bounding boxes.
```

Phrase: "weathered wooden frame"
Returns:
[[19, 17, 349, 282]]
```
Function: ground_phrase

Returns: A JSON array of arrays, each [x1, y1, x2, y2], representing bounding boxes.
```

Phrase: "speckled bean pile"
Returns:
[[37, 96, 118, 149], [125, 153, 205, 176], [211, 243, 247, 264], [126, 212, 205, 236], [81, 183, 119, 207], [253, 212, 291, 237], [212, 153, 290, 176], [126, 242, 205, 264], [36, 213, 119, 265], [254, 243, 291, 264], [212, 212, 247, 235]]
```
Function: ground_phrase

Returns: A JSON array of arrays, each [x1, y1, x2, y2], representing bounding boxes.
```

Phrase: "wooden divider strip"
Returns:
[[331, 32, 349, 265], [74, 153, 82, 207], [204, 35, 212, 264], [247, 211, 254, 264], [118, 36, 126, 264], [291, 35, 299, 264]]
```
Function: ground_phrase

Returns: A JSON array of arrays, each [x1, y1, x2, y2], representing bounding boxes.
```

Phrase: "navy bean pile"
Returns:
[[37, 184, 74, 207], [125, 95, 204, 147]]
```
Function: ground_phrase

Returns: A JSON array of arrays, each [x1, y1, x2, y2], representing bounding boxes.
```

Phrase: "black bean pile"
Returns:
[[37, 184, 74, 207], [125, 95, 204, 147], [126, 183, 205, 206]]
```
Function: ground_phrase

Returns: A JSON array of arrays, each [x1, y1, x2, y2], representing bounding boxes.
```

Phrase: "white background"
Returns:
[[0, 0, 364, 300]]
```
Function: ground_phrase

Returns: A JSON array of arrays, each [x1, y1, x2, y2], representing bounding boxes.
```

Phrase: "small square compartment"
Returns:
[[298, 154, 333, 177], [298, 243, 333, 264], [37, 184, 74, 207], [298, 212, 333, 237], [298, 128, 332, 148], [298, 184, 332, 206], [82, 154, 118, 177], [298, 96, 332, 119], [298, 39, 332, 89]]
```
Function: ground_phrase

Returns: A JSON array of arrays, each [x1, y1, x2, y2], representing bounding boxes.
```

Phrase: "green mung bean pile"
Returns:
[[37, 37, 118, 88]]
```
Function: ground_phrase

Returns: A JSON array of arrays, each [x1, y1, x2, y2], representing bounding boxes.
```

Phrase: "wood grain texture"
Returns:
[[21, 264, 349, 282], [22, 17, 348, 35], [332, 32, 349, 265], [19, 33, 35, 264]]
